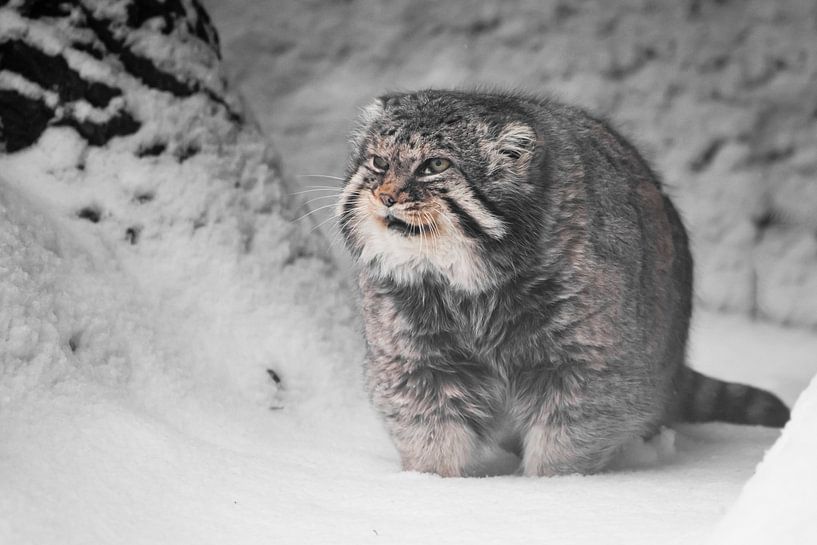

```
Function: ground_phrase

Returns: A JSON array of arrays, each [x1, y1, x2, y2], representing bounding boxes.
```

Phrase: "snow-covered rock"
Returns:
[[0, 0, 363, 409]]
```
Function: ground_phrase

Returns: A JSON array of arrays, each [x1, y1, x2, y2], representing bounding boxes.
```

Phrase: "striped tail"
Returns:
[[680, 370, 790, 428]]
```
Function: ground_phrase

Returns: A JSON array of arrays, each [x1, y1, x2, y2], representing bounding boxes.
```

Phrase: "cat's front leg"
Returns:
[[367, 358, 495, 477], [520, 418, 621, 476], [515, 365, 647, 476], [390, 417, 477, 477]]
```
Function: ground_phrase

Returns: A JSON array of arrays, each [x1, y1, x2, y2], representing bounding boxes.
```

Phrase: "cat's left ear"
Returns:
[[350, 98, 385, 150], [483, 121, 538, 181]]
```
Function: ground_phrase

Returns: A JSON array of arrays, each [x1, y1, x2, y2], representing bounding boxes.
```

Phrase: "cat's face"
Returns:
[[339, 91, 539, 291]]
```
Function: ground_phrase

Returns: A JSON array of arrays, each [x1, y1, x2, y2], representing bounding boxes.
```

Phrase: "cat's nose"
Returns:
[[379, 192, 396, 207]]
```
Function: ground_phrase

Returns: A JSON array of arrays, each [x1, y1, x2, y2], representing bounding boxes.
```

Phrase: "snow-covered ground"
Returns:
[[2, 161, 817, 544], [2, 1, 817, 544]]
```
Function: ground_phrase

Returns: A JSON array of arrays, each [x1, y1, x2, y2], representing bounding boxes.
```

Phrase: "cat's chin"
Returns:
[[354, 211, 498, 293], [359, 253, 498, 294]]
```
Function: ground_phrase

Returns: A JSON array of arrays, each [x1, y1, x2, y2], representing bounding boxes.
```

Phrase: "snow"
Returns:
[[713, 374, 817, 544], [2, 154, 817, 543], [206, 0, 817, 328], [0, 71, 58, 106], [2, 1, 817, 543], [690, 310, 817, 408]]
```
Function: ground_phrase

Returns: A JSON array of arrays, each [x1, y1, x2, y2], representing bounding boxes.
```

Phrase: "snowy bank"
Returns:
[[713, 373, 817, 544], [0, 0, 363, 412]]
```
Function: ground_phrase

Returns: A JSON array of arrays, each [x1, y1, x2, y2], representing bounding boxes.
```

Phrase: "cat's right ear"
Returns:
[[359, 98, 385, 128], [495, 122, 537, 163], [481, 121, 538, 183], [350, 98, 385, 150]]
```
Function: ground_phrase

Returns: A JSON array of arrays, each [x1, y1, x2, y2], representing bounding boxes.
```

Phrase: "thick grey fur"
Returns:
[[339, 90, 789, 477]]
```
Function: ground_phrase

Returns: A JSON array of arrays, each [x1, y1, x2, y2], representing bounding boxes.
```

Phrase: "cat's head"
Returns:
[[339, 90, 544, 292]]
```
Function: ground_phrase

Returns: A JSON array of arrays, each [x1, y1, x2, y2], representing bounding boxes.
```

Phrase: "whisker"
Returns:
[[429, 211, 439, 249], [333, 212, 366, 252], [292, 203, 339, 223], [416, 213, 424, 259], [424, 210, 439, 256], [310, 213, 341, 234], [303, 194, 343, 206], [432, 204, 457, 234], [345, 213, 367, 237], [315, 206, 356, 250], [296, 174, 346, 181], [331, 194, 365, 249], [327, 223, 345, 250], [324, 211, 345, 248], [432, 214, 442, 255], [289, 187, 342, 196], [420, 211, 430, 259], [337, 211, 361, 233]]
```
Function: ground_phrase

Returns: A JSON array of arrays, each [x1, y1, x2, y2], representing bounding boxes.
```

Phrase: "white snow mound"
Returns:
[[712, 373, 817, 544]]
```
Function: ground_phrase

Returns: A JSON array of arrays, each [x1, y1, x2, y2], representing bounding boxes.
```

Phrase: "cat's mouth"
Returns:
[[383, 215, 431, 236], [366, 192, 435, 237]]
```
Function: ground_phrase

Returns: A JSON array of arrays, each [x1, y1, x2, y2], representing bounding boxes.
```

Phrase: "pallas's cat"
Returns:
[[338, 90, 789, 477]]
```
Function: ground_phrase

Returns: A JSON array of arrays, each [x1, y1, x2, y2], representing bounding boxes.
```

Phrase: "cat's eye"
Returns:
[[370, 155, 389, 171], [419, 158, 451, 176]]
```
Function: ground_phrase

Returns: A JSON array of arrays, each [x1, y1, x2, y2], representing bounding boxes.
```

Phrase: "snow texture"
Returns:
[[1, 1, 817, 544], [712, 374, 817, 544], [208, 0, 817, 328]]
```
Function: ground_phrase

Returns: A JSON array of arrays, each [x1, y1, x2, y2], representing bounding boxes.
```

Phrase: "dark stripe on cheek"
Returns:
[[442, 196, 486, 240], [467, 182, 505, 222]]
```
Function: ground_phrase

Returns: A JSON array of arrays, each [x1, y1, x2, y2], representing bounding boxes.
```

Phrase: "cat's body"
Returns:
[[339, 90, 789, 477]]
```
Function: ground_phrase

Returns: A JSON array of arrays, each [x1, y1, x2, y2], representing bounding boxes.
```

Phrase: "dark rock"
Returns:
[[0, 90, 53, 152]]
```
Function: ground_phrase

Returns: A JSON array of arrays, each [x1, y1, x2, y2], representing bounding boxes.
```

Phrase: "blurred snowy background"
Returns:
[[1, 1, 816, 544], [209, 0, 817, 328]]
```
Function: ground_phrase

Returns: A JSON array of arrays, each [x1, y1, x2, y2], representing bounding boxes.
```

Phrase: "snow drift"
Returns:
[[713, 373, 817, 544]]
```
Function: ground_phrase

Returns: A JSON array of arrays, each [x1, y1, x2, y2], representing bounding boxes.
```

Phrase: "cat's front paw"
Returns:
[[401, 457, 466, 478], [394, 421, 476, 478]]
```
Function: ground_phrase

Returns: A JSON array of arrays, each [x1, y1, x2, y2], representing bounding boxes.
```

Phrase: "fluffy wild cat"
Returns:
[[338, 90, 789, 477]]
